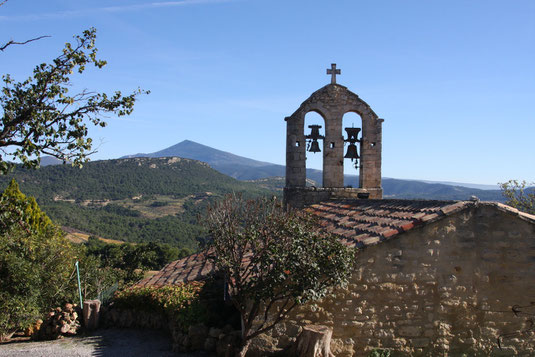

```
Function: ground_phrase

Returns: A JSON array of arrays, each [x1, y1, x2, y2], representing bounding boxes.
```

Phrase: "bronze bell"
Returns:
[[344, 143, 359, 160], [306, 124, 324, 154], [345, 127, 361, 142], [307, 125, 323, 140], [308, 140, 321, 153]]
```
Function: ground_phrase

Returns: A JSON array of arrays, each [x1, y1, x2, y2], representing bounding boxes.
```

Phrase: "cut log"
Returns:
[[294, 325, 334, 357], [83, 299, 101, 330]]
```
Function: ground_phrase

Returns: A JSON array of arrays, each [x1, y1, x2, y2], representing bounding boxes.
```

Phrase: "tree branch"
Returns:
[[0, 35, 51, 52]]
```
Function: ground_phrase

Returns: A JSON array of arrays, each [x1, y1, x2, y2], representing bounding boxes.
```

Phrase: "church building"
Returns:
[[139, 65, 535, 356]]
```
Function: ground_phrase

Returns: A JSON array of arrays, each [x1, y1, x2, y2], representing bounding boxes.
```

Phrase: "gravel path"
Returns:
[[0, 328, 213, 357]]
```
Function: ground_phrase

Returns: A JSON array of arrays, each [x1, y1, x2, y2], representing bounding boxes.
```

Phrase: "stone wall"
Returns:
[[283, 187, 382, 209], [258, 204, 535, 356]]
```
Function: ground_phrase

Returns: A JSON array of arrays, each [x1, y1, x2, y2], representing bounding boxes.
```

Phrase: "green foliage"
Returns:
[[81, 237, 192, 293], [0, 179, 53, 234], [499, 180, 535, 215], [368, 349, 391, 357], [0, 28, 148, 174], [0, 157, 274, 247], [85, 237, 190, 272], [204, 194, 355, 347], [44, 200, 204, 248], [0, 179, 79, 337], [150, 201, 169, 207], [0, 157, 270, 201], [0, 179, 193, 338], [113, 283, 207, 332]]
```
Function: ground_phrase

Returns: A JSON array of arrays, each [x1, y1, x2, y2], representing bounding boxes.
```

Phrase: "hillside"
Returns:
[[0, 157, 273, 249], [122, 139, 323, 181], [381, 178, 504, 201], [121, 140, 505, 201]]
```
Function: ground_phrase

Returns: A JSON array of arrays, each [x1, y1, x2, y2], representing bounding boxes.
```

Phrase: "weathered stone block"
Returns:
[[399, 326, 422, 337]]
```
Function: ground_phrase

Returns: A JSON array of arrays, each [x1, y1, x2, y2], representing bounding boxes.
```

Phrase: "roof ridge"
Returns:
[[479, 201, 535, 224]]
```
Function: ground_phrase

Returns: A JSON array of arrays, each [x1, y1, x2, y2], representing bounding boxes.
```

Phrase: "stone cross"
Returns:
[[327, 63, 341, 84]]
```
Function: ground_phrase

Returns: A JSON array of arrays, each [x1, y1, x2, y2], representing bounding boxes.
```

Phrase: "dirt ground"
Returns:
[[0, 328, 214, 357]]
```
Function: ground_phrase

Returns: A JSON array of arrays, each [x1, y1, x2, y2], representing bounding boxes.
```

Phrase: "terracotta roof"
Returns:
[[136, 199, 475, 287], [136, 249, 216, 287], [303, 199, 472, 248]]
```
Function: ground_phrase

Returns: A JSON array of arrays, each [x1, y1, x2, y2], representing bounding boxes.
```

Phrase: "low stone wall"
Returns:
[[256, 204, 535, 356], [102, 306, 243, 356], [102, 307, 168, 331]]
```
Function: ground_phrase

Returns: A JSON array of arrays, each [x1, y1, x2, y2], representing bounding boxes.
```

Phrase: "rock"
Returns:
[[222, 324, 234, 334], [209, 327, 222, 338], [217, 333, 240, 357], [182, 336, 191, 349], [205, 336, 217, 352], [172, 330, 185, 344], [247, 333, 279, 357], [188, 323, 208, 350]]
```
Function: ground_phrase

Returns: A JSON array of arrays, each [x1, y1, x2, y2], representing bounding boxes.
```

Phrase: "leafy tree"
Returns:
[[204, 195, 355, 357], [0, 179, 79, 339], [0, 28, 148, 174], [499, 180, 535, 215]]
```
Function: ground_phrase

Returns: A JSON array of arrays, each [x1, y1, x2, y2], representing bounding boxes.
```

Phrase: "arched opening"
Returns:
[[342, 111, 363, 187], [304, 111, 325, 187]]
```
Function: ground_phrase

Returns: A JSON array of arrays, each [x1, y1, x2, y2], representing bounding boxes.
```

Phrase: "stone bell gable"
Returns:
[[284, 64, 384, 208]]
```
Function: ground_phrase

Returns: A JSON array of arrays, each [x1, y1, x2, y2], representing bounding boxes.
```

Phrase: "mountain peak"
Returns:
[[123, 140, 274, 170]]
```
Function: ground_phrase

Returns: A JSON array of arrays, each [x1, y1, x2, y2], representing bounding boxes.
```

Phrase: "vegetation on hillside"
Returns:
[[0, 157, 274, 248], [0, 180, 190, 339]]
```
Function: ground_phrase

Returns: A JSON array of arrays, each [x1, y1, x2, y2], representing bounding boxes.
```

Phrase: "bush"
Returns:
[[368, 349, 391, 357], [150, 201, 169, 207], [113, 282, 207, 332], [0, 180, 80, 338]]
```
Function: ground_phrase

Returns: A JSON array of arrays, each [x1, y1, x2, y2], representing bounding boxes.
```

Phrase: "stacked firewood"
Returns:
[[34, 303, 81, 340]]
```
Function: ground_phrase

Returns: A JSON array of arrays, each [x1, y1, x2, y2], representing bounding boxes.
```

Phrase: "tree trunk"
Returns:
[[294, 325, 334, 357], [237, 339, 251, 357]]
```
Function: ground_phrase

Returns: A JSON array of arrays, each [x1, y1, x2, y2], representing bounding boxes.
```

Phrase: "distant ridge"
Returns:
[[122, 139, 323, 182], [122, 140, 502, 193], [40, 156, 68, 166], [123, 140, 273, 168]]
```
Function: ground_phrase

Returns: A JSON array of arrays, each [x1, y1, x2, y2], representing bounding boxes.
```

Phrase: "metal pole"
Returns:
[[75, 261, 83, 307]]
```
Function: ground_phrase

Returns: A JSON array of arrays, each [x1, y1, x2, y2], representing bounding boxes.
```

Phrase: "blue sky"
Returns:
[[1, 0, 534, 185]]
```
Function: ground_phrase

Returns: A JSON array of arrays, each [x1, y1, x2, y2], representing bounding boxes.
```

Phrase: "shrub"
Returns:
[[0, 180, 80, 338], [113, 282, 207, 332], [368, 349, 391, 357]]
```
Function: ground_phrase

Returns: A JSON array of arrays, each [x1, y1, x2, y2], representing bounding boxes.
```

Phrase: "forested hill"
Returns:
[[0, 157, 273, 250], [2, 157, 269, 200]]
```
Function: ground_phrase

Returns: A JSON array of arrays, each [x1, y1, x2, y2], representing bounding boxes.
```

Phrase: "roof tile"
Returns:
[[137, 199, 474, 287]]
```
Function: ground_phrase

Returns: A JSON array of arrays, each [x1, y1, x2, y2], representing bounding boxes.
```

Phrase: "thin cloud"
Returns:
[[0, 0, 237, 21]]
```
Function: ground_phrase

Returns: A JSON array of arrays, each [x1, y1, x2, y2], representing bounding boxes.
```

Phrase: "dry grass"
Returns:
[[62, 227, 124, 245]]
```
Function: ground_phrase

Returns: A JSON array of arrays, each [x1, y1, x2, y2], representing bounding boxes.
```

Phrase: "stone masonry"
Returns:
[[284, 67, 384, 208], [261, 203, 535, 356]]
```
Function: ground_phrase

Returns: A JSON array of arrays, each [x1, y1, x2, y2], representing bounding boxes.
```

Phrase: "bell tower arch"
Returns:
[[284, 64, 384, 208]]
